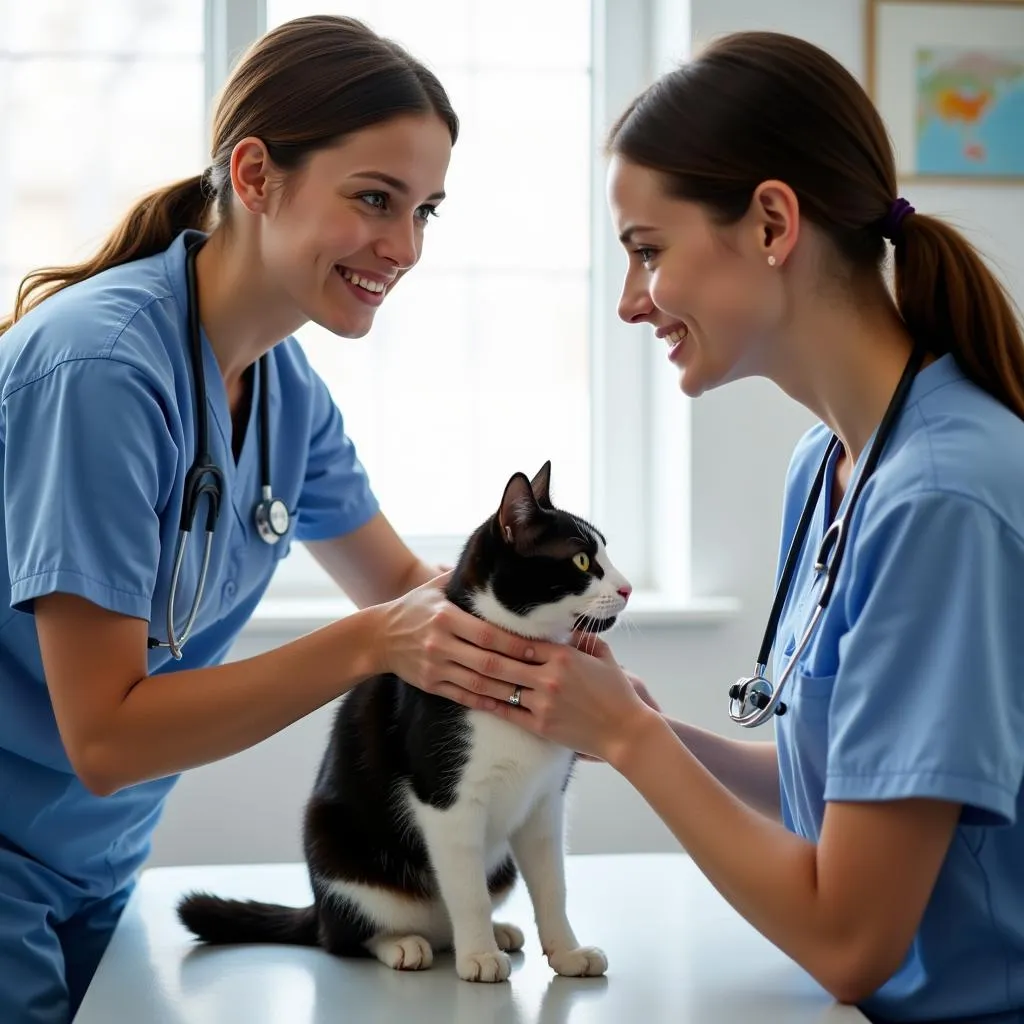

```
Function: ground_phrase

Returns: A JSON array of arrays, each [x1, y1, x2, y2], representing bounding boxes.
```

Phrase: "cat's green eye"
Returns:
[[573, 552, 590, 572]]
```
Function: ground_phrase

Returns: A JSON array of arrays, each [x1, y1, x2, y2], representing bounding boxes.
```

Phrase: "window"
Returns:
[[260, 0, 597, 595], [264, 2, 592, 545], [253, 1, 678, 600], [0, 0, 205, 305]]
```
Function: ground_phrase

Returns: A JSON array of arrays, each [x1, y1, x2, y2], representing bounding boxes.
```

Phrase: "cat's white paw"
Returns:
[[456, 949, 512, 983], [547, 945, 608, 977], [369, 934, 434, 971], [492, 921, 525, 952]]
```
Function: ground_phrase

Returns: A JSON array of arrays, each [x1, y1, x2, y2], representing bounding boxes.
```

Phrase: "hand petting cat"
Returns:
[[486, 634, 663, 766], [370, 570, 542, 711]]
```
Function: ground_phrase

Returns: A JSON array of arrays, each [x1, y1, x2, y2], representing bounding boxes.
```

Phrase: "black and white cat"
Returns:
[[177, 462, 631, 983]]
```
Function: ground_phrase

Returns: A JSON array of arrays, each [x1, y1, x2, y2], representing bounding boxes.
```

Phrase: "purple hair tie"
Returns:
[[881, 197, 915, 241]]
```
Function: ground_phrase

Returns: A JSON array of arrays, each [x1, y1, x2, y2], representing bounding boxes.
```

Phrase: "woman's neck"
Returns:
[[771, 279, 921, 465], [193, 228, 306, 399]]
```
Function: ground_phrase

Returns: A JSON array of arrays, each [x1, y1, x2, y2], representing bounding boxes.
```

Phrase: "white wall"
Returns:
[[147, 0, 1024, 868]]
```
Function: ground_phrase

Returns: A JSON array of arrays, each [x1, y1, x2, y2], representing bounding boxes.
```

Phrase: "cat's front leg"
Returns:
[[414, 801, 512, 983], [510, 790, 607, 978]]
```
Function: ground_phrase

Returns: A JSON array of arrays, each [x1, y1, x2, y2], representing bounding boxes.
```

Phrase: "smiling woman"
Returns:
[[490, 28, 1024, 1023], [191, 110, 455, 356], [0, 15, 554, 1024]]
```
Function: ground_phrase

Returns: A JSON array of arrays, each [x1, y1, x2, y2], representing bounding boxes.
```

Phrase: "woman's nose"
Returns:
[[376, 219, 419, 270], [617, 281, 655, 325]]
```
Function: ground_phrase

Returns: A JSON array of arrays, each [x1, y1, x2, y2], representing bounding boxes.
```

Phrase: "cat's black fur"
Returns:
[[177, 461, 617, 960]]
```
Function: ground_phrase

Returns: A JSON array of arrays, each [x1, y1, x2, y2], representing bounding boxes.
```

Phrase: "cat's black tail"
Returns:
[[177, 891, 319, 947]]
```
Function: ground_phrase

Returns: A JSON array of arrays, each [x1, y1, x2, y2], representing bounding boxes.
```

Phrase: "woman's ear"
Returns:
[[750, 179, 800, 268], [229, 137, 274, 215]]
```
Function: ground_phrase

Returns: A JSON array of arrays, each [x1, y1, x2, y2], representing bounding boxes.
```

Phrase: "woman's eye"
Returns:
[[636, 247, 657, 266], [572, 552, 590, 572], [416, 204, 440, 223], [359, 192, 388, 211]]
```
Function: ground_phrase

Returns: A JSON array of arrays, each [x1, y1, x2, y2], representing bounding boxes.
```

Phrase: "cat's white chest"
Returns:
[[462, 712, 571, 846]]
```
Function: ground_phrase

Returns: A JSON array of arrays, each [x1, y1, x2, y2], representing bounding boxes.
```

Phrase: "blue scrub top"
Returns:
[[774, 354, 1024, 1021], [0, 230, 379, 897]]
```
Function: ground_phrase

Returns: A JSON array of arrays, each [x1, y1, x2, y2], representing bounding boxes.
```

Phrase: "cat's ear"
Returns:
[[530, 460, 553, 509], [498, 472, 543, 546]]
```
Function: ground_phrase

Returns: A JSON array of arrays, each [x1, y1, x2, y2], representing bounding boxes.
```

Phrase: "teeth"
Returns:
[[665, 327, 687, 344], [341, 267, 386, 294]]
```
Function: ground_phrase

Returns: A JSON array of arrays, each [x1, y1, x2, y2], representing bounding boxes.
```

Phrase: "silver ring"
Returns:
[[508, 684, 523, 706]]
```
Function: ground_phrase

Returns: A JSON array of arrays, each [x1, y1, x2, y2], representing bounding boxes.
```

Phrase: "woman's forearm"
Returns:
[[663, 715, 782, 820], [609, 712, 857, 1001], [86, 606, 385, 795]]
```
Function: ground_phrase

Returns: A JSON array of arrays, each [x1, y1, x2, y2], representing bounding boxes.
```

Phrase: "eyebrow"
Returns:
[[618, 224, 656, 245], [350, 171, 446, 203]]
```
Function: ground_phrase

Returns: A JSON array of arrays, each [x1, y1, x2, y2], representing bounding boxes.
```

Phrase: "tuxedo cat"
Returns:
[[177, 461, 631, 983]]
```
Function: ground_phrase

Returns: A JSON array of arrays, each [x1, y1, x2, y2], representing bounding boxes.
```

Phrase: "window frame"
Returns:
[[205, 0, 724, 620]]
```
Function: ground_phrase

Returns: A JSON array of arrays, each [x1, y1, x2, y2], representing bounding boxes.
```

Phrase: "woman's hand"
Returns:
[[624, 670, 662, 714], [577, 667, 662, 762], [488, 633, 661, 764], [370, 571, 538, 709]]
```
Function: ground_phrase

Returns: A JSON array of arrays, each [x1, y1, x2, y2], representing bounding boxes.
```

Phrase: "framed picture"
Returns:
[[866, 0, 1024, 182]]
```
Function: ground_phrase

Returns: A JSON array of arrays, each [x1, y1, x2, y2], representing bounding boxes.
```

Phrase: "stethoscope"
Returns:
[[727, 340, 928, 727], [147, 238, 290, 660]]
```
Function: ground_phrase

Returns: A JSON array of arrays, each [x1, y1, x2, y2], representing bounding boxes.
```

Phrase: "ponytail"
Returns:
[[0, 173, 211, 337], [894, 213, 1024, 420]]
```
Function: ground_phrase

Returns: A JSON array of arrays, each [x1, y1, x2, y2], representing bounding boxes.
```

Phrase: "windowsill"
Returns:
[[246, 590, 741, 634]]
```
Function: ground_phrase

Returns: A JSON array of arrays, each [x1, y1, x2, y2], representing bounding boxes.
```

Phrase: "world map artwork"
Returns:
[[915, 47, 1024, 176]]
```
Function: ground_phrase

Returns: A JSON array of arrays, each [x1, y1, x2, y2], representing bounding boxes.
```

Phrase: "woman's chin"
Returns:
[[309, 306, 377, 340], [679, 377, 706, 399], [674, 361, 706, 398], [673, 351, 738, 399]]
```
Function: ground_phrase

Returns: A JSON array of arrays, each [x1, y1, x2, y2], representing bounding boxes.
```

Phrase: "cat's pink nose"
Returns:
[[618, 585, 632, 601]]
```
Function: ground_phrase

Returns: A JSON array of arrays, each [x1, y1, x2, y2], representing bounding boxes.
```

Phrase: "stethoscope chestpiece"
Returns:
[[254, 487, 290, 546], [728, 674, 788, 726]]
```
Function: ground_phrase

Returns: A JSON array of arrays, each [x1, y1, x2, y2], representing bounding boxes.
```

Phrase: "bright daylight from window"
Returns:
[[267, 1, 595, 542], [0, 1, 205, 311]]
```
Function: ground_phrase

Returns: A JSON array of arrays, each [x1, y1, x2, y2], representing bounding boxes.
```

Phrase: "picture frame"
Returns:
[[866, 0, 1024, 182]]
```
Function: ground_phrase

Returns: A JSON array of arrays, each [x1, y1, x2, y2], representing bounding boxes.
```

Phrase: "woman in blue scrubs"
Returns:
[[0, 16, 535, 1024], [491, 31, 1024, 1024]]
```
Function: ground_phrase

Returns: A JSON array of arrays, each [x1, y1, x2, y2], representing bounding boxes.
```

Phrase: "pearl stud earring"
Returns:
[[767, 255, 777, 266]]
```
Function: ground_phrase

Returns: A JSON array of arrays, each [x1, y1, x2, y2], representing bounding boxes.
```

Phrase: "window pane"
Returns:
[[0, 0, 205, 305], [1, 0, 203, 54], [267, 1, 593, 536], [270, 0, 475, 68], [433, 70, 592, 273], [472, 1, 590, 70]]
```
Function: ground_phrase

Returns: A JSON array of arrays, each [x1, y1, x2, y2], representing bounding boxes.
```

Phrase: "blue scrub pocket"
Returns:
[[791, 670, 836, 701], [786, 671, 836, 730]]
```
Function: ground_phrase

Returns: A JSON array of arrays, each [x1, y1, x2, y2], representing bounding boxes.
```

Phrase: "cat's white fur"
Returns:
[[326, 536, 630, 982]]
